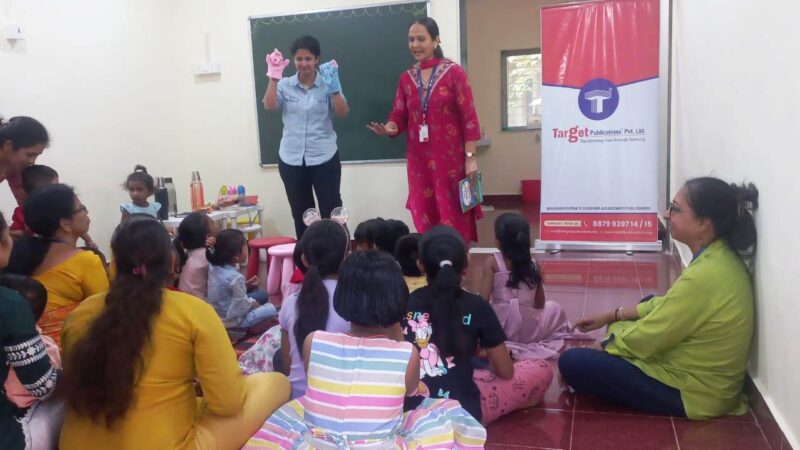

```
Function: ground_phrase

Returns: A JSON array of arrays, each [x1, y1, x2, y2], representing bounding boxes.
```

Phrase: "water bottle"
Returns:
[[163, 177, 177, 216], [154, 177, 169, 220], [237, 185, 246, 206], [190, 171, 205, 211]]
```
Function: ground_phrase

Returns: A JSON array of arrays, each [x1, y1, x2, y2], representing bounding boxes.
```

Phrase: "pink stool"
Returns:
[[246, 236, 296, 289], [267, 243, 297, 305]]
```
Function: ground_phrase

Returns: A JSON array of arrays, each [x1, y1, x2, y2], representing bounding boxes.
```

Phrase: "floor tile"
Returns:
[[634, 261, 661, 290], [547, 292, 586, 320], [570, 412, 678, 450], [704, 410, 755, 423], [573, 393, 668, 417], [542, 261, 589, 291], [756, 413, 785, 450], [485, 445, 559, 450], [485, 408, 573, 449], [485, 445, 529, 449], [533, 375, 575, 411], [673, 418, 770, 450], [587, 261, 640, 290], [583, 290, 642, 316], [748, 382, 786, 449]]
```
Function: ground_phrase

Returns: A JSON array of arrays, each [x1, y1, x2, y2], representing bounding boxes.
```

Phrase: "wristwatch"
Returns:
[[465, 151, 475, 158]]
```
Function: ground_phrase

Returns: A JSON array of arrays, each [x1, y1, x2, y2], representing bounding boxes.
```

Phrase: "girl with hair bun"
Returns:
[[120, 165, 160, 221]]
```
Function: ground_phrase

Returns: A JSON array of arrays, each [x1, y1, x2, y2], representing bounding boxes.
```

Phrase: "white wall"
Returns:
[[0, 0, 184, 254], [466, 0, 556, 195], [0, 0, 461, 254], [671, 1, 800, 447]]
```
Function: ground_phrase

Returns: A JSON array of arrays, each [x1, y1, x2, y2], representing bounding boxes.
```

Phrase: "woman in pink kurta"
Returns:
[[369, 18, 482, 243]]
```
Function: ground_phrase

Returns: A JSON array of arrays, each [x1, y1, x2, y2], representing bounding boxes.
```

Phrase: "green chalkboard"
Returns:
[[250, 2, 429, 165]]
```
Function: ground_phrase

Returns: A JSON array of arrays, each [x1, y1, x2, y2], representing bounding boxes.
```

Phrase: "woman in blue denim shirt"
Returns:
[[263, 35, 349, 238]]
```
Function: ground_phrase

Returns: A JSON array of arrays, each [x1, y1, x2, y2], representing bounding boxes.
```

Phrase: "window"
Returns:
[[501, 49, 542, 130]]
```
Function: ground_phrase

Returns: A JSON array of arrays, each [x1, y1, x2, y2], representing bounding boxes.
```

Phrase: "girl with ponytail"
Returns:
[[173, 211, 217, 298], [402, 225, 553, 425], [479, 213, 580, 360], [206, 229, 277, 329], [563, 177, 760, 420], [277, 219, 350, 398], [59, 218, 290, 449]]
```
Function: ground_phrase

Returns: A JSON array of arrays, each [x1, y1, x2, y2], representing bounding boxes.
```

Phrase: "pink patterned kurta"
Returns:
[[388, 58, 483, 243]]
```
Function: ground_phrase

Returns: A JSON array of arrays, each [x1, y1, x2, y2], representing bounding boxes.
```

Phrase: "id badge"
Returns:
[[419, 124, 429, 143]]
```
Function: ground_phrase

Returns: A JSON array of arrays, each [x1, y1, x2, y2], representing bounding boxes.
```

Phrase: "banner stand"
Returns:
[[537, 0, 662, 253]]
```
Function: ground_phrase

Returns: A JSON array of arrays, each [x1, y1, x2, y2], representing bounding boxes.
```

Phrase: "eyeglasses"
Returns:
[[668, 202, 682, 215], [74, 205, 88, 214]]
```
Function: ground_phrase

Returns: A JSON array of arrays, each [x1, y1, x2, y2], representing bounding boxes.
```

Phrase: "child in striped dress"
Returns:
[[246, 251, 486, 449]]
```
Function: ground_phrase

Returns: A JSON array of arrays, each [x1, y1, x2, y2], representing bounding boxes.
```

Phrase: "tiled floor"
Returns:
[[468, 198, 788, 450]]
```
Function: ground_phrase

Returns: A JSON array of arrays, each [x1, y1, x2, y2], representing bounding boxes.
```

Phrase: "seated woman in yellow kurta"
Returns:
[[58, 218, 290, 450], [5, 184, 109, 345], [560, 177, 759, 420]]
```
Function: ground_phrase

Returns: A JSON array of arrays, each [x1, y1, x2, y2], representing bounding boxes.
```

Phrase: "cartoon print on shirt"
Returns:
[[407, 316, 448, 378]]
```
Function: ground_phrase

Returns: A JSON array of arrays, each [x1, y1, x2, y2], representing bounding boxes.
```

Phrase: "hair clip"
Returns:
[[302, 208, 322, 226], [302, 207, 350, 226], [439, 260, 453, 268], [329, 207, 349, 225], [132, 265, 147, 276]]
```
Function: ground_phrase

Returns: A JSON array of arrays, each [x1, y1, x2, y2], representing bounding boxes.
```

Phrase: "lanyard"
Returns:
[[416, 64, 438, 124]]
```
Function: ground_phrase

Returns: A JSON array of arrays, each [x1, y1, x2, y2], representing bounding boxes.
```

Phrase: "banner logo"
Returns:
[[578, 78, 619, 120]]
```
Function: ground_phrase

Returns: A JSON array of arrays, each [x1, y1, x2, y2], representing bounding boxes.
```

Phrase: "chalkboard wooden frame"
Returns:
[[249, 1, 430, 167]]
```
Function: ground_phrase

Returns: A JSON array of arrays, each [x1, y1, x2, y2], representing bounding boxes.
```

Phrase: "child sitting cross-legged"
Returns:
[[479, 212, 580, 360], [206, 229, 277, 329], [403, 225, 554, 425], [245, 250, 486, 449]]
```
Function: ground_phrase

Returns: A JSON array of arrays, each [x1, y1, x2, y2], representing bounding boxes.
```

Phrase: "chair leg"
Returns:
[[266, 255, 282, 296]]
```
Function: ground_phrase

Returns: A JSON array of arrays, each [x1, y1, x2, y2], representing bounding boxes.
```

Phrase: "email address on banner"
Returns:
[[543, 220, 654, 229]]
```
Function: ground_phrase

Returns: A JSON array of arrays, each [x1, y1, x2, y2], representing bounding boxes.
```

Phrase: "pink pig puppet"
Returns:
[[266, 48, 290, 79]]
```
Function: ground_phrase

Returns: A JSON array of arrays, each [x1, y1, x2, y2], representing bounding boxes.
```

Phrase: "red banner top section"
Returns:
[[541, 0, 659, 87]]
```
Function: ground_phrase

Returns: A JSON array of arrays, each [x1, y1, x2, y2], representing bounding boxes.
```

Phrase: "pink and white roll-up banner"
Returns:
[[538, 0, 660, 249]]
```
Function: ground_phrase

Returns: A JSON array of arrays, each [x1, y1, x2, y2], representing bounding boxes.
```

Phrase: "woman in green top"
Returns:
[[0, 211, 60, 450], [560, 177, 759, 419]]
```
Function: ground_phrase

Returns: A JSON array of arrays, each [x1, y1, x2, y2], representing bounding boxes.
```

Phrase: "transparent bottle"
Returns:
[[190, 171, 205, 211]]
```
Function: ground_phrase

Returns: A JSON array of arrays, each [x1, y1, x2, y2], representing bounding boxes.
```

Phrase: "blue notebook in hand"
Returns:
[[459, 172, 483, 213]]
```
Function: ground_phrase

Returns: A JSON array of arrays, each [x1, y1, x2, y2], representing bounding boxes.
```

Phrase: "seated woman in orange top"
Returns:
[[6, 184, 109, 345]]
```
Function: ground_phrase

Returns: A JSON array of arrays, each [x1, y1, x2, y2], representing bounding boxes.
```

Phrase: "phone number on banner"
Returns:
[[591, 220, 654, 228]]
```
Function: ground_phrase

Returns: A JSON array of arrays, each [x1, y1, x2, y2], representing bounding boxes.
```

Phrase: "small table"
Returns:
[[163, 205, 264, 237]]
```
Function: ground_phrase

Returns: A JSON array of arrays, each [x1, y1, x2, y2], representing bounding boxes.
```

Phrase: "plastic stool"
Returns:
[[246, 236, 296, 288], [267, 243, 297, 305]]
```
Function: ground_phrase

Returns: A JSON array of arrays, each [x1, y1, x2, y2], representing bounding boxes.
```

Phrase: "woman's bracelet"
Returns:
[[614, 307, 624, 322]]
